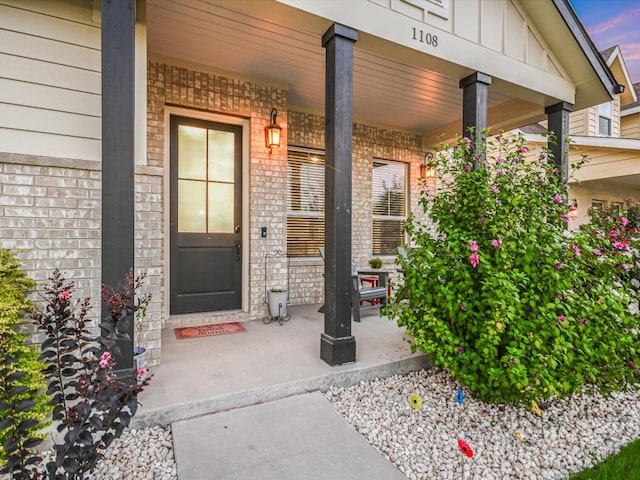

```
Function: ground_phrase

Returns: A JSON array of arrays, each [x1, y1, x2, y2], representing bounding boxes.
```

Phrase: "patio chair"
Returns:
[[318, 248, 388, 321]]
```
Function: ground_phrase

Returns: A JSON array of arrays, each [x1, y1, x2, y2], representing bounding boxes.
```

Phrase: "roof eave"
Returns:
[[551, 0, 621, 101]]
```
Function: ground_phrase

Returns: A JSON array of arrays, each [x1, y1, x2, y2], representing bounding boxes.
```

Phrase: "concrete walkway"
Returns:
[[172, 392, 408, 479], [134, 304, 429, 479]]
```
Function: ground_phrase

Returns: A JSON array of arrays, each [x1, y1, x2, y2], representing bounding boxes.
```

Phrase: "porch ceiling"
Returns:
[[146, 0, 523, 140]]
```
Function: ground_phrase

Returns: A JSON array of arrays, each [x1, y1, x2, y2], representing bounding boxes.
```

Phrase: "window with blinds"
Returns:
[[287, 148, 325, 256], [372, 159, 407, 255]]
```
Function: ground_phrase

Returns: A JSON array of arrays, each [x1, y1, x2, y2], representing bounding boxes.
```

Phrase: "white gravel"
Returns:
[[325, 368, 640, 480], [5, 368, 639, 479]]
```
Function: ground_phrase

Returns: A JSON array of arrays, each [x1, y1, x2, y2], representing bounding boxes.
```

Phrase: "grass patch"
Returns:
[[570, 438, 640, 479]]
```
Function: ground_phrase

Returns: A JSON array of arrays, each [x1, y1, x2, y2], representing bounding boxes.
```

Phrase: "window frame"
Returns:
[[286, 146, 326, 257], [371, 158, 409, 256], [597, 101, 612, 136]]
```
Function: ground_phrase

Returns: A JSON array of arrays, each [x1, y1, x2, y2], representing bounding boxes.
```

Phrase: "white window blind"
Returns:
[[372, 159, 407, 255], [287, 148, 325, 256]]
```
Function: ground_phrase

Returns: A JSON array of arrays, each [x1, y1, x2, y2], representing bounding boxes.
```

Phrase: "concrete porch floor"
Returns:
[[133, 303, 430, 428]]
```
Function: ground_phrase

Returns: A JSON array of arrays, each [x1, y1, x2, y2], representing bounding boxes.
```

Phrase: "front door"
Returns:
[[170, 116, 242, 314]]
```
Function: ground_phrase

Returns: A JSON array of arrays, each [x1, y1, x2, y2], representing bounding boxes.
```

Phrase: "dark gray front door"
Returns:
[[170, 116, 242, 314]]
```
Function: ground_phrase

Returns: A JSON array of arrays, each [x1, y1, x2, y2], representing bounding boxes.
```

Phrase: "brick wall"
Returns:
[[0, 153, 102, 346], [0, 153, 165, 365], [147, 60, 288, 321], [286, 112, 429, 304]]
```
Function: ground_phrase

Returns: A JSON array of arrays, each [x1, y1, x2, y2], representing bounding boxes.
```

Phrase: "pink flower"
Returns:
[[460, 304, 467, 312], [496, 157, 504, 164], [464, 137, 472, 147], [457, 346, 465, 355], [137, 367, 148, 379], [469, 241, 479, 252], [558, 315, 565, 322], [497, 169, 506, 175], [554, 263, 563, 270], [478, 217, 486, 223], [629, 360, 636, 368], [491, 238, 503, 248], [60, 290, 71, 301], [552, 168, 559, 175], [579, 318, 588, 324], [470, 253, 480, 268], [556, 294, 564, 301], [491, 186, 500, 194], [520, 146, 528, 153], [463, 164, 471, 172], [619, 264, 631, 272], [613, 241, 630, 252], [621, 217, 629, 227], [553, 194, 563, 203], [99, 351, 112, 369], [571, 244, 581, 257], [593, 248, 602, 256], [561, 215, 569, 223]]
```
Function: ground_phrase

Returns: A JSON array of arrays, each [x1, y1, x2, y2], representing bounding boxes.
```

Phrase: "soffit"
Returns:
[[146, 0, 520, 137], [146, 0, 598, 138]]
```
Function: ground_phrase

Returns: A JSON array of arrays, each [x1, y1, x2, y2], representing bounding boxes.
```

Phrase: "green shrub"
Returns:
[[368, 258, 383, 269], [388, 131, 640, 404], [0, 249, 50, 461]]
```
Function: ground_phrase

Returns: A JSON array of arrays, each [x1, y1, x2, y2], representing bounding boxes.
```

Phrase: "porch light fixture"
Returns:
[[265, 108, 282, 151], [568, 203, 579, 219], [420, 152, 436, 180]]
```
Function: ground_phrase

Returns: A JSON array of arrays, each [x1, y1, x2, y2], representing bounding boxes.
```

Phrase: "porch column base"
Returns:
[[320, 333, 356, 366]]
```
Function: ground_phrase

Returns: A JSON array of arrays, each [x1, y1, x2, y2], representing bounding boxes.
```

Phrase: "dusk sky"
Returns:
[[570, 0, 640, 85]]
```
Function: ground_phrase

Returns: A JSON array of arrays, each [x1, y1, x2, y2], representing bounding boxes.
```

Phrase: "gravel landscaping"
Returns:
[[5, 368, 640, 479], [325, 368, 640, 480]]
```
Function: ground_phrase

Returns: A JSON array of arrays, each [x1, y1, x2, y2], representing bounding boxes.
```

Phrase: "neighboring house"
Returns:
[[519, 45, 640, 230], [622, 81, 640, 138], [0, 0, 620, 366]]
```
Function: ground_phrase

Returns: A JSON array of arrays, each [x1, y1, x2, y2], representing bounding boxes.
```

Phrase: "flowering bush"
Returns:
[[388, 131, 640, 404], [584, 198, 640, 282], [0, 270, 152, 479]]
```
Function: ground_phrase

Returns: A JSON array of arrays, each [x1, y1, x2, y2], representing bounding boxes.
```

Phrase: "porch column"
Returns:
[[320, 23, 358, 366], [459, 72, 492, 166], [102, 0, 136, 373], [545, 101, 573, 184]]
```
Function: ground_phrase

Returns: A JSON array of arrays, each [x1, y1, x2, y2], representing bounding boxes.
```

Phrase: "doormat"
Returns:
[[174, 322, 247, 340]]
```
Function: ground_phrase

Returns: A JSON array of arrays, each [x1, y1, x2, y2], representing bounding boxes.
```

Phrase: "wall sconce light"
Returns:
[[568, 203, 579, 219], [265, 108, 282, 151], [420, 152, 436, 180]]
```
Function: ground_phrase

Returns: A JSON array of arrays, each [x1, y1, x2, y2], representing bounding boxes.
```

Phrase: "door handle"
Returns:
[[235, 224, 241, 233]]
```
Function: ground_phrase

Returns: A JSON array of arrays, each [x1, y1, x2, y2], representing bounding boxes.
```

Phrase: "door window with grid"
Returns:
[[287, 148, 325, 256], [372, 159, 407, 255]]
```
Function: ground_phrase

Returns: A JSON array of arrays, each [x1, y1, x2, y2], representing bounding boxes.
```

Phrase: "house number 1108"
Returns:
[[412, 27, 438, 47]]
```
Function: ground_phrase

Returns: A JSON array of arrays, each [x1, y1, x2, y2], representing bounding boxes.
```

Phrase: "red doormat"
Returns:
[[174, 322, 247, 340]]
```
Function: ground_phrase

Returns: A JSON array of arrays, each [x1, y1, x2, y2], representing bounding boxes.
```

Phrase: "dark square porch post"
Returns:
[[545, 101, 573, 184], [320, 24, 358, 366], [101, 0, 136, 372], [460, 72, 492, 167]]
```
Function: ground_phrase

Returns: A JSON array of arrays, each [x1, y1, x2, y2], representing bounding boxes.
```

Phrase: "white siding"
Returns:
[[0, 1, 101, 161]]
